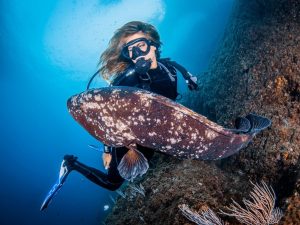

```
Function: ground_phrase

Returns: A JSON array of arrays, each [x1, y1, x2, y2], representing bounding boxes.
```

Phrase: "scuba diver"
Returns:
[[41, 21, 198, 211]]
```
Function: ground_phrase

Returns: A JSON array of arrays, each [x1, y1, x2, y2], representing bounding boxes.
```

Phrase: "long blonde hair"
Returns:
[[99, 21, 161, 81]]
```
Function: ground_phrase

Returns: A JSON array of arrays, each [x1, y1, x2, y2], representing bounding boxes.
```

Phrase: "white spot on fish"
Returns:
[[169, 138, 177, 144], [191, 133, 197, 140], [149, 132, 156, 136], [133, 107, 140, 113], [82, 102, 102, 111], [138, 115, 145, 122], [205, 130, 218, 140], [173, 111, 184, 120], [123, 132, 135, 140], [177, 126, 183, 133], [94, 95, 102, 102]]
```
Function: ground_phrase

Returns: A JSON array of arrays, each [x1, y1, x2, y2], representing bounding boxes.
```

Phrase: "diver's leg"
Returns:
[[64, 155, 124, 191], [107, 147, 129, 181]]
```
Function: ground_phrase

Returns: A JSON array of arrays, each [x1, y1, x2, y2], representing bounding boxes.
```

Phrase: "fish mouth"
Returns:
[[67, 97, 73, 110], [67, 96, 76, 110], [67, 94, 82, 116]]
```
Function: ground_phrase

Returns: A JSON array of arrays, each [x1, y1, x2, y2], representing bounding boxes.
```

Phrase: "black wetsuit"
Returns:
[[70, 59, 178, 191]]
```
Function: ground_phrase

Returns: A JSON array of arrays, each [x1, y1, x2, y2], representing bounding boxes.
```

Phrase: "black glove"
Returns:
[[186, 75, 198, 91], [104, 145, 113, 154]]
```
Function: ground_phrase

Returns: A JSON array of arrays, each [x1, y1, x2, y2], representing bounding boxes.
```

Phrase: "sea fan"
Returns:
[[179, 181, 283, 225], [220, 181, 283, 225], [178, 204, 225, 225], [128, 183, 145, 197]]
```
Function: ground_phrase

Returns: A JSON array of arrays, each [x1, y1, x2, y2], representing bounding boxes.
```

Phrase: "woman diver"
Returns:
[[41, 21, 198, 210]]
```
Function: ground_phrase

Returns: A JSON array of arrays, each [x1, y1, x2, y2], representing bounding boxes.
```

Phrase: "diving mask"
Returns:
[[121, 37, 156, 60]]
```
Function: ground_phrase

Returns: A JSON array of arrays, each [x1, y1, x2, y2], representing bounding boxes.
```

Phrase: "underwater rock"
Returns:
[[182, 0, 300, 223], [105, 154, 251, 225], [104, 0, 300, 224], [280, 158, 300, 224]]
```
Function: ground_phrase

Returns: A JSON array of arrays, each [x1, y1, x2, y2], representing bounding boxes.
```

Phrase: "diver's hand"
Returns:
[[187, 76, 198, 91], [102, 153, 112, 170]]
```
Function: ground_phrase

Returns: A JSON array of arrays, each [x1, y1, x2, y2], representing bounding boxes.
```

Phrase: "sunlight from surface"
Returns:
[[44, 0, 165, 80]]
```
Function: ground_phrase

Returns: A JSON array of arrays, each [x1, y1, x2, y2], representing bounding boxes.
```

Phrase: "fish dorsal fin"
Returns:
[[117, 144, 149, 181]]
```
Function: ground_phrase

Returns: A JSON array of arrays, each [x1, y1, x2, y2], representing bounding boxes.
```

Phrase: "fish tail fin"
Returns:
[[245, 113, 272, 134], [234, 116, 251, 133], [230, 113, 271, 135]]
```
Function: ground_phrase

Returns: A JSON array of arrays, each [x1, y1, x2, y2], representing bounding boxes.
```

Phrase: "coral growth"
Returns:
[[179, 182, 283, 225], [179, 204, 225, 225], [220, 181, 283, 225], [105, 155, 251, 225]]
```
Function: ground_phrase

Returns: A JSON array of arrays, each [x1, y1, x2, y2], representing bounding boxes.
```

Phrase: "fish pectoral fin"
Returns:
[[117, 146, 149, 181]]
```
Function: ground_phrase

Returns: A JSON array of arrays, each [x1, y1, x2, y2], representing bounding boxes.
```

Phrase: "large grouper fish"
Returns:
[[67, 86, 271, 181]]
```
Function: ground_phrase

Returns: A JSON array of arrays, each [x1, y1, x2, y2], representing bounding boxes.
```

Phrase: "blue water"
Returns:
[[0, 0, 234, 224]]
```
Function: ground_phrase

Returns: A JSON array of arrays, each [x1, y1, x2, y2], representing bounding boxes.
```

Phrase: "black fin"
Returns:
[[117, 146, 149, 181], [234, 117, 251, 133], [245, 113, 272, 133]]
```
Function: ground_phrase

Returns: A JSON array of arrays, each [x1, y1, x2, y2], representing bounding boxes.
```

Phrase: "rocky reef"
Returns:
[[105, 0, 300, 224], [105, 154, 252, 225]]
